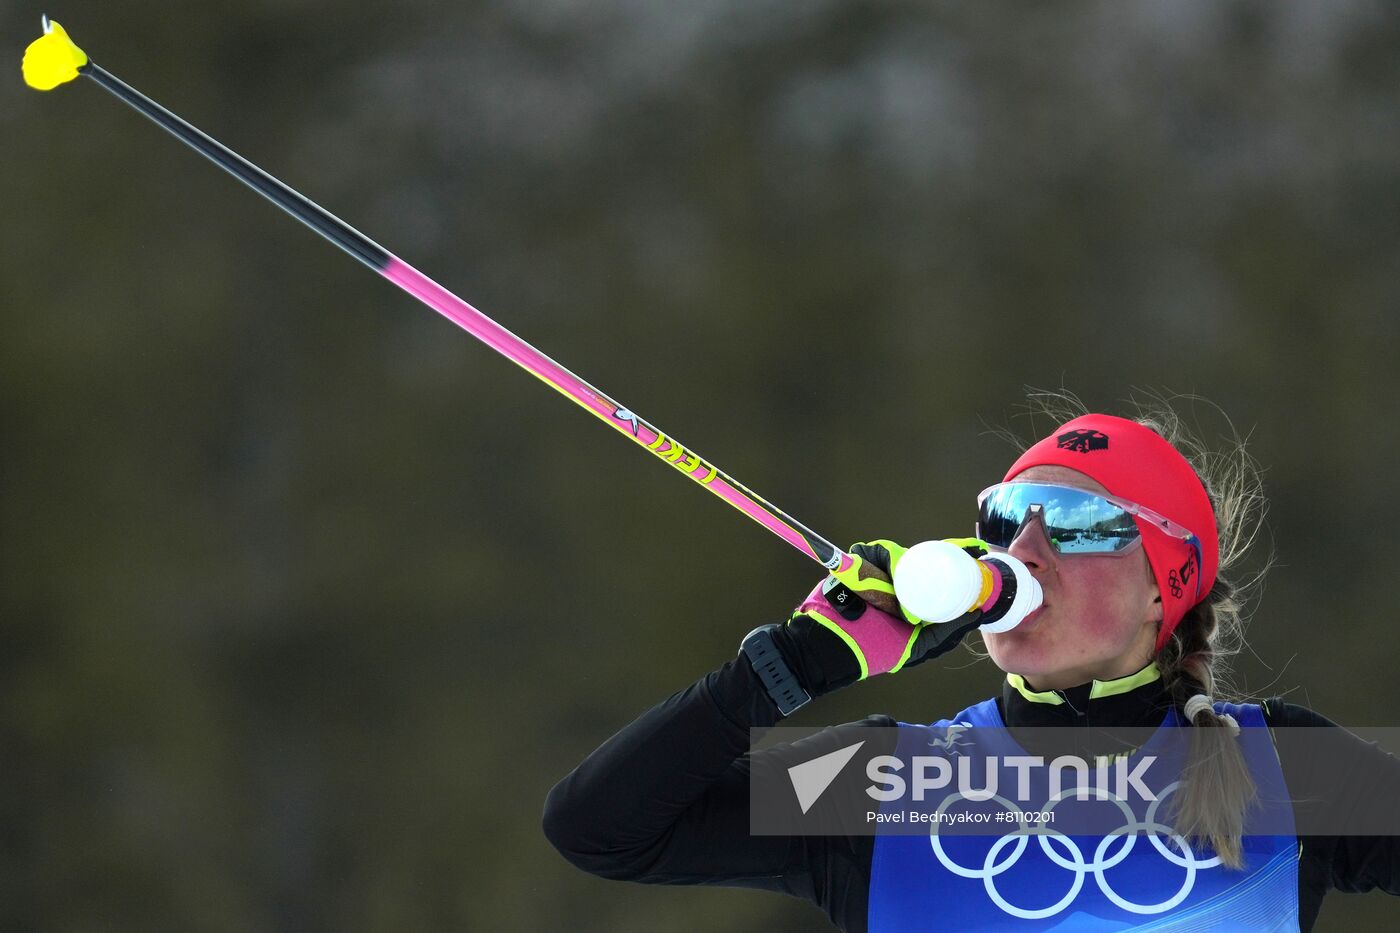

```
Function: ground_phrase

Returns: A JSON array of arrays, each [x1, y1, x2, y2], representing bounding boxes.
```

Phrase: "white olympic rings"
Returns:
[[927, 781, 1222, 920]]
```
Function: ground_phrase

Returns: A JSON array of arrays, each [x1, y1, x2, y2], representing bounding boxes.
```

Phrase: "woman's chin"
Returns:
[[985, 625, 1059, 675], [985, 608, 1046, 645]]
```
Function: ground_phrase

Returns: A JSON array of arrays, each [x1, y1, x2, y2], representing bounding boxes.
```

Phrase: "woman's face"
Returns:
[[980, 465, 1163, 691]]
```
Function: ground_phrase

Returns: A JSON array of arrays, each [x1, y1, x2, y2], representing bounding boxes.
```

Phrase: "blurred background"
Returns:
[[4, 1, 1399, 930]]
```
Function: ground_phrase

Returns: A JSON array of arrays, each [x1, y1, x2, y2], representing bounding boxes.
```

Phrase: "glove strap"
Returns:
[[740, 624, 812, 716]]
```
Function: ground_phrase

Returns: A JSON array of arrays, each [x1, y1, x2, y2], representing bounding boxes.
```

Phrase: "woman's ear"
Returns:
[[1145, 558, 1164, 624]]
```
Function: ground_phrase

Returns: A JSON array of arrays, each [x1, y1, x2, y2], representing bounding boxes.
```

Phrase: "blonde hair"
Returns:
[[996, 388, 1272, 869]]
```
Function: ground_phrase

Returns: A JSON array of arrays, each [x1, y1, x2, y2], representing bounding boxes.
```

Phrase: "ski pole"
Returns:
[[23, 18, 858, 575]]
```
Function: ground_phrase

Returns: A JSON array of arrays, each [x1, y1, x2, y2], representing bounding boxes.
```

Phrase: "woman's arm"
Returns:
[[1264, 698, 1400, 920], [542, 656, 887, 923]]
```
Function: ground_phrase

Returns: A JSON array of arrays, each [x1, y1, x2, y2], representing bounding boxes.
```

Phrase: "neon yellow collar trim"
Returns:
[[1007, 662, 1161, 706]]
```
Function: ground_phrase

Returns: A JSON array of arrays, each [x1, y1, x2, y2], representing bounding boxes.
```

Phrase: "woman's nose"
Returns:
[[1007, 514, 1055, 571]]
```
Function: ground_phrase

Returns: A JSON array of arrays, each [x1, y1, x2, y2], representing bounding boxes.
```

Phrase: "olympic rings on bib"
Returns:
[[927, 781, 1221, 920]]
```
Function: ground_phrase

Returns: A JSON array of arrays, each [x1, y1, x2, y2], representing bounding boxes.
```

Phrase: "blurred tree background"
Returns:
[[4, 1, 1399, 930]]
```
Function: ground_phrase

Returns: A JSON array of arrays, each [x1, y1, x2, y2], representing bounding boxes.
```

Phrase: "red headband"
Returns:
[[1003, 414, 1218, 649]]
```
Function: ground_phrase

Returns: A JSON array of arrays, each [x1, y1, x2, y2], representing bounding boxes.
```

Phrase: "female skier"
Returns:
[[544, 404, 1400, 931]]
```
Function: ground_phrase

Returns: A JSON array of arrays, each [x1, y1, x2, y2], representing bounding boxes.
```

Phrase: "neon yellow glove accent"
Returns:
[[832, 539, 920, 623], [831, 539, 907, 595], [23, 19, 88, 91]]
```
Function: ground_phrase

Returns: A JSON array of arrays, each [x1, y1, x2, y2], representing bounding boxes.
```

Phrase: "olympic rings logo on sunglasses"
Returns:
[[977, 482, 1201, 561]]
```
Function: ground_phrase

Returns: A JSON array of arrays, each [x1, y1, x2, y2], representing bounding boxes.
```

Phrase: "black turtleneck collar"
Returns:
[[998, 662, 1175, 730]]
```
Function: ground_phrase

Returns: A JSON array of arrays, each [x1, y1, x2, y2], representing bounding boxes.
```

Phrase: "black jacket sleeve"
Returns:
[[541, 657, 886, 929], [1264, 698, 1400, 930]]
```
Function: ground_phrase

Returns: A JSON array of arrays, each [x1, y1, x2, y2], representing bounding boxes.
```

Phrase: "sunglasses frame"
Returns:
[[976, 483, 1204, 602], [980, 481, 1198, 549]]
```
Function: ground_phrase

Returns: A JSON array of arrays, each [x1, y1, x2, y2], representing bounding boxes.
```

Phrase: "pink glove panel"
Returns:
[[796, 579, 920, 677]]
